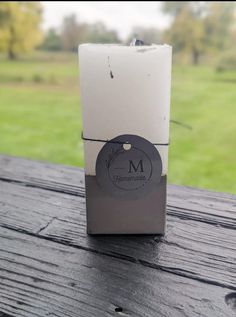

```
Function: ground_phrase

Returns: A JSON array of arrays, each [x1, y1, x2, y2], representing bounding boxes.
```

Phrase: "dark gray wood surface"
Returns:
[[0, 154, 236, 317]]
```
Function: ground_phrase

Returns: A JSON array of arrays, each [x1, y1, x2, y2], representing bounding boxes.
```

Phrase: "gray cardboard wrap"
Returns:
[[84, 134, 167, 235], [85, 174, 167, 234]]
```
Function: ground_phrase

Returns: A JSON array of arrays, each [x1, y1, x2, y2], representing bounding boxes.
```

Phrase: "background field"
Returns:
[[0, 52, 235, 194]]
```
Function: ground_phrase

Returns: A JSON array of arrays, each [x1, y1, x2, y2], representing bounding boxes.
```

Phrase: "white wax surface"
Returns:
[[79, 44, 172, 176]]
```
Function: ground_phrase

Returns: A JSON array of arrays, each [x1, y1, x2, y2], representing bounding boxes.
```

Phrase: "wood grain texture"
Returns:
[[0, 227, 233, 317], [0, 179, 236, 290], [0, 155, 84, 196]]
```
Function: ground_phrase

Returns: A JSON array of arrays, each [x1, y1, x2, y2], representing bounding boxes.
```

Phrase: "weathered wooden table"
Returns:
[[0, 154, 236, 317]]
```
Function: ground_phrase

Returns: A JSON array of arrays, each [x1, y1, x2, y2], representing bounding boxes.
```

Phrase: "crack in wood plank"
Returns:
[[37, 218, 58, 235]]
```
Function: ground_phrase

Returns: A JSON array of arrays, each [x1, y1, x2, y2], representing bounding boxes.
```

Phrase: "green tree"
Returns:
[[86, 22, 120, 44], [204, 2, 235, 52], [162, 1, 235, 65], [40, 28, 62, 51], [162, 2, 206, 64], [166, 6, 205, 64], [0, 2, 43, 59]]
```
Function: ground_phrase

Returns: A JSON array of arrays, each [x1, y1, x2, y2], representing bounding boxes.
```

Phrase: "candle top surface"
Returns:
[[79, 43, 171, 52]]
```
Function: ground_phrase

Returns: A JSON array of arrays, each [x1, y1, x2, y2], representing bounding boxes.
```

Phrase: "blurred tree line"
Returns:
[[41, 14, 120, 52], [162, 1, 235, 65], [0, 1, 235, 67], [0, 2, 120, 59]]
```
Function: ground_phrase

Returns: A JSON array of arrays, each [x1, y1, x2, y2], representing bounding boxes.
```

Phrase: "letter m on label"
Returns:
[[128, 160, 144, 173]]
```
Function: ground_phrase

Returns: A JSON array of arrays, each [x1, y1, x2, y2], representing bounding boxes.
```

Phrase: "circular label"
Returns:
[[95, 134, 162, 199]]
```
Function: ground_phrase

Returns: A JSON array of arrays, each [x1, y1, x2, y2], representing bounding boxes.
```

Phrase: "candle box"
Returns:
[[79, 44, 172, 234]]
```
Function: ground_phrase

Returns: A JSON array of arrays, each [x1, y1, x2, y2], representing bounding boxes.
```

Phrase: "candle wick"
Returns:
[[130, 38, 145, 46]]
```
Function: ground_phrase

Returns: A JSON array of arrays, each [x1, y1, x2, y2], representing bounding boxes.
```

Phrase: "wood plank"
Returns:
[[0, 154, 235, 228], [0, 155, 84, 196], [0, 181, 236, 290], [167, 185, 236, 228], [0, 226, 234, 317]]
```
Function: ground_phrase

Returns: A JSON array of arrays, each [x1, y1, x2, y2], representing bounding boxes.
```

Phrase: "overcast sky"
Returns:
[[41, 1, 170, 40]]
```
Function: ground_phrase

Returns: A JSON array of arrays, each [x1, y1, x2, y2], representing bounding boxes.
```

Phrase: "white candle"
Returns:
[[79, 44, 172, 177]]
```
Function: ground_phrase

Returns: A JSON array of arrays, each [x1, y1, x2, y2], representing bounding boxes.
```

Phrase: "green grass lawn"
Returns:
[[0, 52, 235, 194]]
